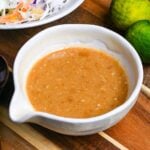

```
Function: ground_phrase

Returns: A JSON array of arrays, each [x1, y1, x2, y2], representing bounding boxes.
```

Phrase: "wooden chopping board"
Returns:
[[0, 0, 150, 150]]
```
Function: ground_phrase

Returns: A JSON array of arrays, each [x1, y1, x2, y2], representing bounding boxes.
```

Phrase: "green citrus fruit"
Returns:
[[110, 0, 150, 30], [126, 20, 150, 63]]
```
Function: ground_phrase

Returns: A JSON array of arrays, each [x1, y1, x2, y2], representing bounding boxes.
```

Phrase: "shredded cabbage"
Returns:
[[0, 0, 69, 24]]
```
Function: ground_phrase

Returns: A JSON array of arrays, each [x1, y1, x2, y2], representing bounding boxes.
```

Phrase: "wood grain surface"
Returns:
[[0, 0, 150, 150]]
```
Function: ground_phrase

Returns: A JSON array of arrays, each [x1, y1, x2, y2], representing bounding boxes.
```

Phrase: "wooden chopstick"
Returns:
[[99, 132, 128, 150], [0, 106, 62, 150], [141, 84, 150, 98]]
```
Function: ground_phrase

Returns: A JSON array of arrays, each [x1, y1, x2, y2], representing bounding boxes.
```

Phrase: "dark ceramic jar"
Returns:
[[0, 56, 9, 95]]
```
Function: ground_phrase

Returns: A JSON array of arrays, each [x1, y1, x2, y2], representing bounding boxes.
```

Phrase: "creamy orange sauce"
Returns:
[[26, 47, 128, 118]]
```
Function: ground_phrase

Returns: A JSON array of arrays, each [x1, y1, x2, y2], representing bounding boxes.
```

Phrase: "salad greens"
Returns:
[[0, 0, 68, 24]]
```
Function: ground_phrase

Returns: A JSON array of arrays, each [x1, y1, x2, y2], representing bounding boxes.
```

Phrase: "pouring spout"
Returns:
[[9, 91, 35, 123]]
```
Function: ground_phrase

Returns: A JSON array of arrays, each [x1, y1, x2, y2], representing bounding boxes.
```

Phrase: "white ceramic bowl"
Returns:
[[0, 0, 84, 30], [9, 24, 143, 135]]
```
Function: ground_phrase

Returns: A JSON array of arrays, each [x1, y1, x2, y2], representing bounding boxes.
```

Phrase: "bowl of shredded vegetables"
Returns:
[[0, 0, 84, 29]]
